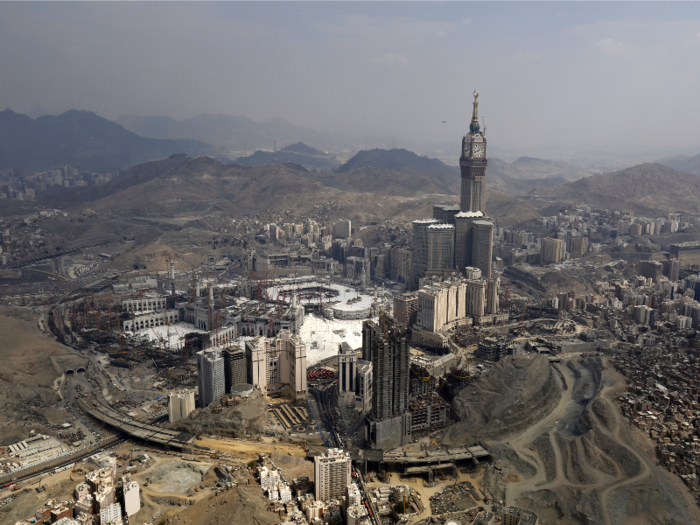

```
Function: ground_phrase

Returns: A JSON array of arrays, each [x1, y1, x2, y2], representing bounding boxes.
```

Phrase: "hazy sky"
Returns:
[[1, 2, 700, 156]]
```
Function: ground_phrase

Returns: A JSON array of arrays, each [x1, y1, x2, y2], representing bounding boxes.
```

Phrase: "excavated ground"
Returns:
[[144, 460, 211, 495], [444, 353, 700, 525], [166, 389, 267, 438], [443, 354, 561, 444]]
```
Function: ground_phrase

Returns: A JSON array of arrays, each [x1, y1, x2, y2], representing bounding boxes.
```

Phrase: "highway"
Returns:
[[0, 241, 108, 270], [0, 434, 126, 488]]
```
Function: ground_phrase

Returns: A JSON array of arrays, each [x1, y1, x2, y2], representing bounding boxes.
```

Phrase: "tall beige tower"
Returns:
[[460, 91, 488, 213]]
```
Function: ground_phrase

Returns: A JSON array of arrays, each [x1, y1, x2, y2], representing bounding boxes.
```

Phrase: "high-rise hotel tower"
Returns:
[[460, 91, 487, 213]]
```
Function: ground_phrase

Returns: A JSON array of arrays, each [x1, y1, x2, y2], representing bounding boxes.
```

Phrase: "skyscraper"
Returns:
[[370, 316, 409, 421], [338, 342, 356, 394], [454, 211, 483, 271], [410, 90, 493, 289], [365, 315, 411, 449], [541, 237, 564, 265], [426, 224, 455, 275], [471, 220, 494, 279], [196, 348, 225, 407], [486, 278, 500, 314], [223, 346, 247, 394], [460, 91, 488, 213], [411, 219, 440, 287]]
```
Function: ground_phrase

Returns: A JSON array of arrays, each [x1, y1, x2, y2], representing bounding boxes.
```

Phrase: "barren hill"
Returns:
[[313, 166, 452, 196], [485, 156, 589, 194], [658, 151, 700, 176], [336, 148, 459, 193], [232, 142, 339, 171], [541, 163, 700, 216], [38, 154, 469, 217], [42, 155, 337, 216], [0, 109, 211, 172], [443, 354, 561, 444]]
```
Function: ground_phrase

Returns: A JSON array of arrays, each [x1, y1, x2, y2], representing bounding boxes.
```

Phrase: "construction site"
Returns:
[[44, 264, 387, 395]]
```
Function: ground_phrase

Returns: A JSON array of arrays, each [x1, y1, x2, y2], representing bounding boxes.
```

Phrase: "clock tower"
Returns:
[[460, 91, 487, 213]]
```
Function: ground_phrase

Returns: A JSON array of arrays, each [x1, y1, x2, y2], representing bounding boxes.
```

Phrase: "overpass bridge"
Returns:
[[75, 396, 195, 450]]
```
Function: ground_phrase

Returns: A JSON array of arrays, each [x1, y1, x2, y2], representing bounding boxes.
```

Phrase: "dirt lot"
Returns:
[[198, 436, 307, 463], [0, 306, 77, 444]]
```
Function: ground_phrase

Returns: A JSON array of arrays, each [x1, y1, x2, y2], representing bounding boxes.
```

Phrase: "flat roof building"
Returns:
[[314, 449, 351, 502], [168, 390, 195, 423], [197, 348, 225, 407]]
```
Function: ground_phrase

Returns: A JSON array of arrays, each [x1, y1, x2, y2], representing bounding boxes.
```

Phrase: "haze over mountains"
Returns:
[[4, 106, 700, 221], [0, 109, 212, 173], [23, 153, 538, 228], [116, 113, 348, 152], [657, 153, 700, 176]]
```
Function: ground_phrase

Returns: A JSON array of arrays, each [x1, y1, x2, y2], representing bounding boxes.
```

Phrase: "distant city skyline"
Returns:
[[1, 2, 700, 157]]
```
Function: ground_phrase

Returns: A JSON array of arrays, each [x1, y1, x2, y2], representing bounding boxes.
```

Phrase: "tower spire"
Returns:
[[470, 90, 480, 134]]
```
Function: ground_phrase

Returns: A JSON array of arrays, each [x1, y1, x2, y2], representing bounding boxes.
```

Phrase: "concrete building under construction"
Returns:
[[365, 315, 411, 450], [411, 275, 505, 349], [245, 330, 308, 399]]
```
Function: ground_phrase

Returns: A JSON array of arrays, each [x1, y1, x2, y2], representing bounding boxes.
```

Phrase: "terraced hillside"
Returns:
[[444, 354, 700, 525]]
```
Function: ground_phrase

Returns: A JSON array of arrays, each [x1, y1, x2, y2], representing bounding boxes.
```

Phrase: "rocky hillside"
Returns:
[[487, 156, 589, 194], [35, 154, 466, 217], [541, 163, 700, 216], [0, 109, 211, 172], [443, 354, 561, 444], [336, 148, 459, 193]]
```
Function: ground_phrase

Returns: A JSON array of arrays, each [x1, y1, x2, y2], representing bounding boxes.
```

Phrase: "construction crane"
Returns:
[[221, 283, 229, 310]]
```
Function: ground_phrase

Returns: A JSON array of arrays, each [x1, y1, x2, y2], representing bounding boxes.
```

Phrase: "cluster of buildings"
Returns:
[[0, 208, 73, 267], [398, 271, 506, 350], [0, 166, 116, 201], [254, 449, 367, 525], [611, 341, 700, 499], [187, 329, 308, 412], [408, 94, 495, 291], [14, 455, 140, 525], [502, 205, 700, 269]]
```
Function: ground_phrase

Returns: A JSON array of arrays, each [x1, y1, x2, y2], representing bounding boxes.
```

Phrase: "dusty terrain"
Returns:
[[0, 306, 78, 444], [198, 436, 307, 463], [443, 354, 561, 444], [447, 353, 700, 525], [167, 390, 268, 438]]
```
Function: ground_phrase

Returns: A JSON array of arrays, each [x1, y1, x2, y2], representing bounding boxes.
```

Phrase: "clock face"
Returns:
[[472, 143, 485, 158], [463, 142, 470, 156]]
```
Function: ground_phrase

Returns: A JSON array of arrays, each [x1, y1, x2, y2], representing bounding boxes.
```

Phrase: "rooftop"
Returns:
[[455, 211, 483, 218], [427, 224, 455, 230]]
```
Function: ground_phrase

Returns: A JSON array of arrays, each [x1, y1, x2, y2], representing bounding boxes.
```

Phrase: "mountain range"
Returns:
[[29, 154, 541, 229], [657, 153, 700, 176], [116, 113, 347, 151], [540, 163, 700, 216], [232, 142, 339, 171], [0, 109, 212, 173]]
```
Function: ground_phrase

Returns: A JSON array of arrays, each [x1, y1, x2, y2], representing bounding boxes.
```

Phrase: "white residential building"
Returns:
[[122, 475, 141, 516], [168, 390, 195, 423], [314, 448, 351, 502]]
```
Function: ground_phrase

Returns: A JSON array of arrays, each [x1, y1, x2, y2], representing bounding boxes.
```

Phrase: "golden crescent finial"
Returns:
[[474, 90, 479, 100]]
